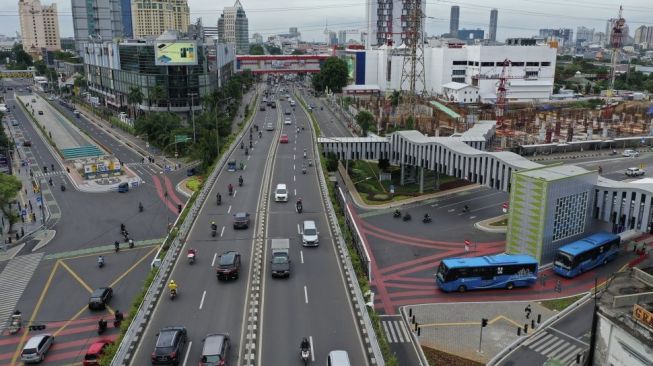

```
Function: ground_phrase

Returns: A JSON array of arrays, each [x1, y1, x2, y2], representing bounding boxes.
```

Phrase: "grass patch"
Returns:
[[539, 294, 585, 311], [489, 218, 508, 227], [185, 177, 202, 192], [422, 346, 484, 366]]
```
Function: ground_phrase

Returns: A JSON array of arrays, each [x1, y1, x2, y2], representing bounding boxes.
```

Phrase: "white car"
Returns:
[[284, 117, 292, 125], [275, 184, 288, 202], [623, 149, 639, 157], [626, 167, 646, 177]]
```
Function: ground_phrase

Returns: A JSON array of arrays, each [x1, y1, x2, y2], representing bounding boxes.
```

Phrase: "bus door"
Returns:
[[480, 267, 500, 288]]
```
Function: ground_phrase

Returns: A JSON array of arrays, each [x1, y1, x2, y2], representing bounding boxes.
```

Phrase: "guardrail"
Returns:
[[335, 186, 372, 281], [486, 292, 593, 365], [110, 92, 259, 365], [299, 92, 384, 366]]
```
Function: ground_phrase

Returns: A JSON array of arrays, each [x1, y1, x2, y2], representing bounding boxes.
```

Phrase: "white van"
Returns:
[[275, 184, 288, 202], [327, 350, 351, 366], [301, 220, 319, 246]]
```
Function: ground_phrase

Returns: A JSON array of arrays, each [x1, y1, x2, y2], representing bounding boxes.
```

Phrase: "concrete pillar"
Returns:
[[419, 166, 424, 194], [400, 163, 405, 186]]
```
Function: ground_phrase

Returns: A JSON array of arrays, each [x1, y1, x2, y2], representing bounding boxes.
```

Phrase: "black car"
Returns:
[[216, 251, 241, 280], [232, 212, 250, 229], [151, 327, 187, 365], [88, 287, 113, 310], [38, 110, 43, 115]]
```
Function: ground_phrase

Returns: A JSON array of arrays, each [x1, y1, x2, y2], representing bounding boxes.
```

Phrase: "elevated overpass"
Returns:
[[236, 54, 329, 74]]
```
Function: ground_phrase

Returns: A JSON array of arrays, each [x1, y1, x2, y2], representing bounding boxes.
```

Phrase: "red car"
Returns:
[[279, 134, 289, 144], [83, 340, 112, 365]]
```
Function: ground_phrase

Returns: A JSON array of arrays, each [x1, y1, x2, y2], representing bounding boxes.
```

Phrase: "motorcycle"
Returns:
[[128, 239, 134, 248], [216, 194, 222, 205], [169, 288, 177, 300], [245, 147, 249, 156], [462, 206, 470, 213], [114, 241, 120, 252], [296, 201, 303, 214], [60, 184, 65, 192], [97, 319, 108, 335], [113, 312, 123, 328], [403, 213, 412, 221], [139, 202, 143, 212], [393, 210, 401, 218], [187, 250, 196, 264], [423, 215, 432, 223], [211, 225, 217, 237], [240, 142, 244, 149], [8, 311, 21, 335], [301, 349, 310, 365], [98, 258, 104, 268], [239, 177, 243, 186], [302, 165, 307, 174], [228, 185, 234, 196]]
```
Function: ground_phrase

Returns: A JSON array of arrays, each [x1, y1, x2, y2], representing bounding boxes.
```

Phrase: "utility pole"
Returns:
[[189, 93, 198, 143]]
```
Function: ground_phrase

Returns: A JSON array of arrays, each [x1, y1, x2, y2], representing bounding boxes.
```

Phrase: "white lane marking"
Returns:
[[247, 155, 251, 161], [293, 154, 296, 160], [469, 216, 477, 219], [294, 189, 297, 196], [228, 205, 232, 214], [182, 341, 192, 366], [293, 175, 296, 182], [233, 190, 238, 198], [199, 290, 206, 309], [220, 226, 225, 237], [293, 164, 296, 170], [297, 223, 301, 235], [310, 336, 315, 362], [448, 209, 455, 212], [211, 252, 217, 267], [304, 286, 309, 303], [300, 251, 304, 264]]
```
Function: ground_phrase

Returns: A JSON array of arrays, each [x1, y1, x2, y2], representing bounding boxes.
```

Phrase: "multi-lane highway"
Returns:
[[131, 86, 368, 365]]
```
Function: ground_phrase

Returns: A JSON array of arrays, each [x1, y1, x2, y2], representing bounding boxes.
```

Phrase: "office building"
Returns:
[[352, 41, 556, 102], [576, 26, 594, 44], [289, 27, 300, 39], [338, 30, 347, 45], [82, 34, 216, 115], [634, 25, 653, 49], [366, 0, 426, 47], [457, 29, 484, 43], [217, 0, 249, 54], [539, 28, 574, 48], [71, 0, 123, 53], [252, 33, 263, 44], [121, 0, 133, 38], [449, 6, 460, 37], [488, 8, 498, 42], [131, 0, 190, 38], [18, 0, 61, 57]]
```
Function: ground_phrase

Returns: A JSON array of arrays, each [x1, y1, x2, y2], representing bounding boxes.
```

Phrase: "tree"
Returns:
[[584, 82, 592, 95], [378, 158, 390, 172], [249, 44, 264, 55], [390, 91, 401, 108], [356, 110, 374, 137], [313, 57, 349, 93], [127, 87, 144, 118], [267, 45, 282, 55], [0, 174, 23, 233], [148, 85, 165, 110]]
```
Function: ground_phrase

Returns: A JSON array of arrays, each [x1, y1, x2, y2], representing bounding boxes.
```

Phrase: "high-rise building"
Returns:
[[131, 0, 190, 38], [121, 0, 133, 38], [489, 8, 498, 42], [338, 30, 347, 45], [634, 26, 653, 49], [449, 6, 459, 37], [576, 26, 594, 44], [217, 0, 249, 54], [366, 0, 426, 47], [539, 28, 574, 47], [18, 0, 61, 57], [457, 29, 484, 43], [71, 0, 123, 53], [289, 27, 300, 38], [252, 33, 263, 44]]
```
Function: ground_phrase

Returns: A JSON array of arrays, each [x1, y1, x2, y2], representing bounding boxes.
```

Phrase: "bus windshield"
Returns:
[[436, 262, 449, 281], [554, 252, 573, 270]]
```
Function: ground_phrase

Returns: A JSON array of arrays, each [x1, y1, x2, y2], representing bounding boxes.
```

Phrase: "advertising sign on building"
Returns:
[[155, 42, 198, 66], [633, 304, 653, 330]]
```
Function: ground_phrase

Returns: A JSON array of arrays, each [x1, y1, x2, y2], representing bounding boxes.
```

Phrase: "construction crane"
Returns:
[[608, 6, 626, 96]]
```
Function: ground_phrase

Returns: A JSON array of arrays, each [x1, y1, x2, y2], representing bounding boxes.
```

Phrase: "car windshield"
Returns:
[[272, 256, 287, 264], [554, 252, 574, 269], [219, 254, 235, 266], [156, 331, 176, 347], [22, 348, 36, 355], [84, 354, 98, 360], [202, 355, 222, 362], [278, 189, 287, 195], [304, 228, 316, 236]]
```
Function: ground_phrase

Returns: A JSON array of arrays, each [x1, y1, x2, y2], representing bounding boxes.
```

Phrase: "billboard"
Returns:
[[155, 42, 198, 66]]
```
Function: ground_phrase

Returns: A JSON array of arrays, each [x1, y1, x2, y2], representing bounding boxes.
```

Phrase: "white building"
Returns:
[[354, 40, 556, 102], [441, 82, 479, 103], [18, 0, 61, 57]]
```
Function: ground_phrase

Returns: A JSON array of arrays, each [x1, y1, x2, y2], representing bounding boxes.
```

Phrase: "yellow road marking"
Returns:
[[52, 305, 88, 337], [59, 260, 94, 293], [10, 261, 60, 365], [110, 246, 158, 288], [63, 243, 159, 261]]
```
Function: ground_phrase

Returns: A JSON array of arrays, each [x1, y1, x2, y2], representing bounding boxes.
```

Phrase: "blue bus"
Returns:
[[553, 232, 621, 278], [436, 254, 538, 293]]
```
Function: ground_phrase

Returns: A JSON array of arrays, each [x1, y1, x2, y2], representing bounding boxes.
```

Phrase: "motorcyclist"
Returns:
[[300, 337, 310, 351], [188, 248, 197, 257], [211, 221, 217, 231], [463, 205, 469, 212], [394, 209, 401, 217], [128, 238, 134, 248], [239, 175, 243, 186], [120, 223, 125, 232], [97, 255, 104, 265], [296, 198, 303, 211], [249, 140, 253, 148], [168, 280, 178, 294], [228, 183, 234, 195], [240, 141, 244, 149], [138, 202, 143, 212], [424, 213, 431, 220], [216, 192, 222, 204], [303, 149, 307, 158], [114, 241, 120, 251]]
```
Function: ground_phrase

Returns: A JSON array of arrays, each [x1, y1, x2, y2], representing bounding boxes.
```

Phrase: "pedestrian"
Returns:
[[20, 227, 24, 237], [525, 304, 532, 319], [464, 242, 469, 253], [540, 273, 547, 286], [28, 200, 32, 210], [555, 279, 562, 293], [31, 213, 35, 222], [20, 215, 24, 223]]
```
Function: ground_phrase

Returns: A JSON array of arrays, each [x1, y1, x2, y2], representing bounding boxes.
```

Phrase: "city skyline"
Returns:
[[0, 0, 652, 43]]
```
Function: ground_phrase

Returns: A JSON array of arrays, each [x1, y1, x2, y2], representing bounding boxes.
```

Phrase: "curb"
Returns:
[[474, 214, 508, 233]]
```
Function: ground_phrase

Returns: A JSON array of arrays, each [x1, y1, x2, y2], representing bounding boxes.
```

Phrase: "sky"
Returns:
[[1, 0, 652, 43]]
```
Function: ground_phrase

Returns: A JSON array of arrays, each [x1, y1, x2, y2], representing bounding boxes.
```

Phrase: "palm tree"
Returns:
[[127, 87, 144, 118], [148, 84, 165, 111]]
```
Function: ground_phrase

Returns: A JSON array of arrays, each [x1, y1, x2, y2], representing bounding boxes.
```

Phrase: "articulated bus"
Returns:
[[436, 254, 538, 293], [553, 232, 621, 278]]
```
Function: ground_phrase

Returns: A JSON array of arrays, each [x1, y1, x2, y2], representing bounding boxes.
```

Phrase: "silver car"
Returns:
[[21, 334, 54, 363]]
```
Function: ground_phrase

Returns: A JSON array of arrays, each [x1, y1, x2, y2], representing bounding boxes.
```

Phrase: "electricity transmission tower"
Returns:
[[400, 0, 427, 114]]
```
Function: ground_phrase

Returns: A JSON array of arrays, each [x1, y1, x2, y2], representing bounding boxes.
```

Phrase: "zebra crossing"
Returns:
[[380, 316, 411, 343], [524, 329, 587, 365], [33, 170, 66, 178], [0, 253, 44, 331]]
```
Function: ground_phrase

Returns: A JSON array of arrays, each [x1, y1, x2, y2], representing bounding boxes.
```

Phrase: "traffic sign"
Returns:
[[21, 209, 26, 216], [464, 239, 471, 246], [36, 196, 42, 203], [175, 135, 189, 143], [502, 202, 509, 213]]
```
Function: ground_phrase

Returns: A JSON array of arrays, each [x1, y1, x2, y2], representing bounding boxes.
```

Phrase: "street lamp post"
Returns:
[[189, 92, 198, 143]]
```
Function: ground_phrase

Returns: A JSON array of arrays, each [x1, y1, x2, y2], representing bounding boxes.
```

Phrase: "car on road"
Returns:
[[327, 350, 351, 366], [279, 134, 289, 144], [118, 182, 129, 193], [284, 117, 291, 125], [233, 212, 250, 229], [259, 104, 265, 111], [266, 122, 274, 131], [88, 287, 113, 310], [22, 140, 32, 147], [285, 109, 291, 115], [38, 110, 43, 115], [623, 149, 639, 157], [274, 183, 288, 202], [151, 326, 187, 365], [200, 333, 231, 366], [227, 160, 237, 172], [20, 334, 54, 363], [301, 220, 319, 246], [626, 167, 646, 177], [83, 340, 112, 366], [216, 251, 241, 280], [11, 119, 19, 126]]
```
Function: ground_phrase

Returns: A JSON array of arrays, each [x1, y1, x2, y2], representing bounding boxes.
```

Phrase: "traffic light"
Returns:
[[481, 318, 488, 327], [29, 324, 46, 331]]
